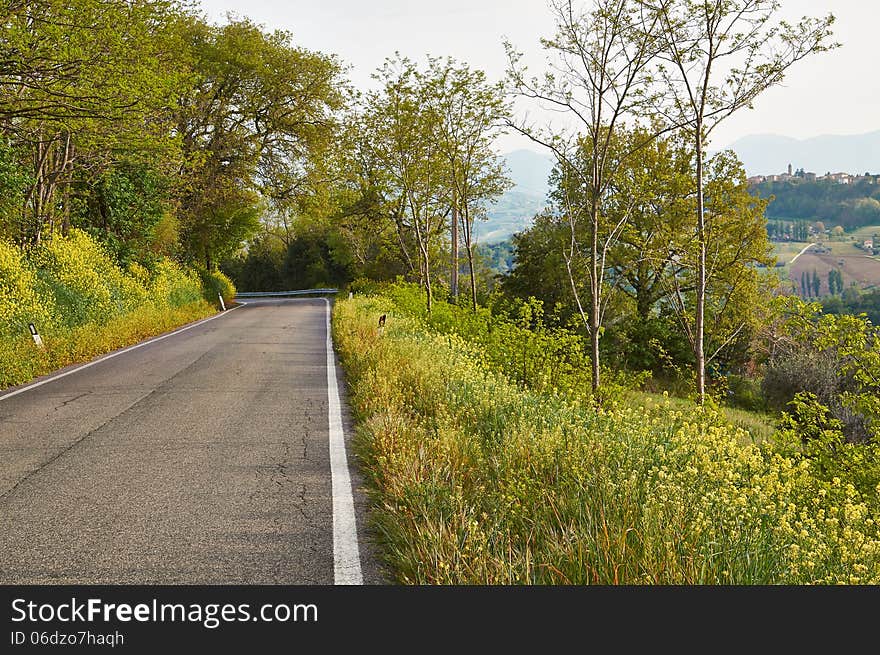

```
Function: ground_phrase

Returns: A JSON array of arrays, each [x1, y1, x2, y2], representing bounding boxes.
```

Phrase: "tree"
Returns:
[[645, 0, 836, 401], [362, 55, 451, 311], [828, 268, 843, 296], [173, 17, 346, 269], [425, 58, 510, 309], [1, 0, 188, 245], [506, 0, 664, 398], [664, 150, 774, 377], [763, 298, 880, 444], [811, 269, 821, 298]]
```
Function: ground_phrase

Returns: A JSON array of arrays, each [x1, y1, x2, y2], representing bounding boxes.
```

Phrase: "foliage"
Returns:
[[762, 297, 880, 443], [0, 231, 214, 390], [754, 178, 880, 228], [173, 16, 346, 269], [335, 293, 880, 584], [339, 54, 509, 310], [823, 288, 880, 325], [199, 268, 237, 308]]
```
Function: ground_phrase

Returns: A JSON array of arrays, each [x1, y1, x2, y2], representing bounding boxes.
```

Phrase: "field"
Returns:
[[791, 252, 880, 295], [772, 225, 880, 294], [771, 240, 812, 266]]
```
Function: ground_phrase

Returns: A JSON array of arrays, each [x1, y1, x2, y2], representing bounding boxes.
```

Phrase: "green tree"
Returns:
[[646, 0, 836, 401], [174, 17, 345, 269], [506, 0, 663, 398], [425, 57, 510, 309], [360, 54, 452, 311], [1, 0, 187, 245]]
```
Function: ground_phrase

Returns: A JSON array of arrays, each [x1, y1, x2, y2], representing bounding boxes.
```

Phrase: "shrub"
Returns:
[[199, 268, 237, 307], [34, 229, 149, 327], [0, 240, 55, 337], [151, 259, 203, 308]]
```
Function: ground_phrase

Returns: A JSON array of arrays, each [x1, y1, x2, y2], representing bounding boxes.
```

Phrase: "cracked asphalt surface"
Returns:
[[0, 298, 382, 584]]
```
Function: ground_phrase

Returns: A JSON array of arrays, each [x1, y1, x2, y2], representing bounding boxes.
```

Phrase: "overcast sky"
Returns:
[[197, 0, 877, 154]]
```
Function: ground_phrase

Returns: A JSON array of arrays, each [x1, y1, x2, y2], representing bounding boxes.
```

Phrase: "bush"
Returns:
[[725, 374, 767, 412], [0, 240, 55, 337], [0, 231, 216, 390], [151, 260, 203, 308], [34, 229, 149, 327], [199, 268, 237, 307]]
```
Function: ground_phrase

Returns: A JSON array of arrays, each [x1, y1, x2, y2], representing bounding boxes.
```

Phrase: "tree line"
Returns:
[[0, 0, 344, 270], [754, 178, 880, 229]]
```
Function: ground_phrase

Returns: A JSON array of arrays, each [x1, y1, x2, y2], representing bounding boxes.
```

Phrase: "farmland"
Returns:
[[771, 224, 880, 295]]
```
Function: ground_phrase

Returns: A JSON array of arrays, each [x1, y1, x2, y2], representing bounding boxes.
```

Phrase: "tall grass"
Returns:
[[0, 230, 226, 389], [335, 294, 880, 584]]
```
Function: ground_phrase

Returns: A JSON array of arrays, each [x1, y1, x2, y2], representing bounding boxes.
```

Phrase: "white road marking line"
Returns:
[[0, 305, 243, 403], [324, 298, 363, 585]]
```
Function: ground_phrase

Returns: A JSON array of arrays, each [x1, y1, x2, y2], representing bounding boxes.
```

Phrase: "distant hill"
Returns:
[[724, 130, 880, 177], [476, 149, 553, 243], [502, 149, 554, 196]]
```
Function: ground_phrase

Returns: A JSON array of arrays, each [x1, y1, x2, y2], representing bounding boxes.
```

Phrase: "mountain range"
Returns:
[[721, 130, 880, 177], [479, 130, 880, 244]]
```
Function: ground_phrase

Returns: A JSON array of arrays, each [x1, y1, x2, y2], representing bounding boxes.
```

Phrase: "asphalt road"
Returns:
[[0, 299, 382, 584]]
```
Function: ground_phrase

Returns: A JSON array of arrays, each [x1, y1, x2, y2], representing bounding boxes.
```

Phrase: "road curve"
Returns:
[[0, 299, 382, 584]]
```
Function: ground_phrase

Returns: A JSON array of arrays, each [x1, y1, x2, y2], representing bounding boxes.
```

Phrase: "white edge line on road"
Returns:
[[0, 304, 243, 404], [325, 297, 364, 585]]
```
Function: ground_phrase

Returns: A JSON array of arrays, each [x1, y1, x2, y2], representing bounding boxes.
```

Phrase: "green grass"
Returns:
[[335, 293, 880, 584], [626, 390, 776, 444]]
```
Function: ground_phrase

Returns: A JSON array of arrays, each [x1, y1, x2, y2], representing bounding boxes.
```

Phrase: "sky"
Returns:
[[196, 0, 878, 154]]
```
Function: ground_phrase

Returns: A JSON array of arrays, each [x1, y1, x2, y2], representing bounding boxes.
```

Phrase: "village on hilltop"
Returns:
[[748, 164, 880, 186]]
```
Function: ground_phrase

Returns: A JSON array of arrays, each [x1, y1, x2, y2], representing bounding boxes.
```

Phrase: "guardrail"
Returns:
[[234, 289, 339, 298]]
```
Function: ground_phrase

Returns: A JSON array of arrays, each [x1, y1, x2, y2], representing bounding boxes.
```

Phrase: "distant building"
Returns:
[[805, 172, 817, 182]]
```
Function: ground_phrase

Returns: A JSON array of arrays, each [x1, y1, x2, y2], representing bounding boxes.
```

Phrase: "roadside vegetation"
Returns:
[[0, 230, 234, 389], [335, 289, 880, 584]]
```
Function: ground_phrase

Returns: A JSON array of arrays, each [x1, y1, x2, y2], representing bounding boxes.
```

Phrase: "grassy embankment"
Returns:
[[0, 230, 235, 390], [334, 287, 880, 584]]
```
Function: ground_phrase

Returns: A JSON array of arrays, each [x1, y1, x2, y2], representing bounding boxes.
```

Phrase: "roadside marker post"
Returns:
[[218, 293, 226, 311], [28, 323, 44, 348]]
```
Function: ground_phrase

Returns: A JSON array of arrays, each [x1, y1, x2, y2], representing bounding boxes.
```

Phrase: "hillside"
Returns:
[[751, 177, 880, 227], [476, 149, 552, 243]]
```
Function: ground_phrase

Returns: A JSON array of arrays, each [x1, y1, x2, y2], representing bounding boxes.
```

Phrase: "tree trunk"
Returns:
[[463, 205, 478, 312], [694, 132, 707, 404], [423, 247, 432, 313], [466, 242, 477, 312], [450, 187, 459, 299], [590, 203, 601, 397]]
